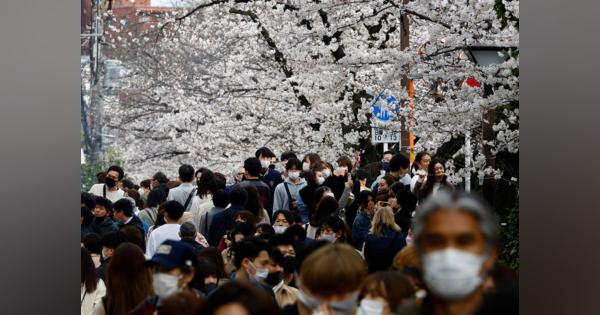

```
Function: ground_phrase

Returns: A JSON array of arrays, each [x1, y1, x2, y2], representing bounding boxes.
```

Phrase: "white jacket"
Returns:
[[81, 279, 106, 315]]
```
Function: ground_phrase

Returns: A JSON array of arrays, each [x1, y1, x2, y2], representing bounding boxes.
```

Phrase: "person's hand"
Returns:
[[345, 178, 354, 189], [417, 170, 426, 183], [312, 304, 335, 315]]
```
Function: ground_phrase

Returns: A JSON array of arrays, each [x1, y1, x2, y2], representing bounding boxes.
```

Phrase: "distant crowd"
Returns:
[[80, 147, 517, 315]]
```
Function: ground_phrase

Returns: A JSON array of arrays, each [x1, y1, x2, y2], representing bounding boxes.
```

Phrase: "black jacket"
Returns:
[[123, 215, 146, 249]]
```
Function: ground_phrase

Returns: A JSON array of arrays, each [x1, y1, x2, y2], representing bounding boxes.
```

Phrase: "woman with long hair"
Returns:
[[413, 159, 454, 203], [189, 168, 216, 218], [243, 185, 270, 225], [138, 189, 167, 228], [363, 207, 407, 272], [81, 247, 106, 315], [93, 243, 154, 315], [410, 151, 432, 192]]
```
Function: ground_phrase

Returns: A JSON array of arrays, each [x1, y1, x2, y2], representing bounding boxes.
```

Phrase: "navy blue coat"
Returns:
[[364, 228, 407, 272]]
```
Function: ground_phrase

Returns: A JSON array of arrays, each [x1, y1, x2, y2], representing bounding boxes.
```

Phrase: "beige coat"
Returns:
[[81, 279, 106, 315]]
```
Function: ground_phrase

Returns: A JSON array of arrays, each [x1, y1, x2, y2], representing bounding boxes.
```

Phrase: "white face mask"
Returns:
[[138, 188, 145, 198], [319, 233, 337, 243], [302, 162, 311, 172], [405, 233, 413, 245], [288, 171, 300, 180], [153, 273, 182, 299], [101, 247, 110, 260], [273, 225, 287, 234], [260, 159, 271, 169], [255, 268, 269, 281], [317, 176, 325, 185], [322, 169, 332, 179], [423, 248, 486, 300], [357, 298, 386, 315]]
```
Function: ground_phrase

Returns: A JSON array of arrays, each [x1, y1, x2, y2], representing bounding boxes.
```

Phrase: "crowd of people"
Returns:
[[81, 148, 517, 315]]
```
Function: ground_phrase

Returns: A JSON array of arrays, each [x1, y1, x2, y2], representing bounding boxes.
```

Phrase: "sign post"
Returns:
[[370, 91, 401, 154]]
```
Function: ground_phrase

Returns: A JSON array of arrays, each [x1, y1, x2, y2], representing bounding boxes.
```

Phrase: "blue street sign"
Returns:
[[370, 91, 400, 122]]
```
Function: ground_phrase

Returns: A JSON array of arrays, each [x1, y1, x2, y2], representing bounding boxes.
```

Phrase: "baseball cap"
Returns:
[[147, 240, 196, 270]]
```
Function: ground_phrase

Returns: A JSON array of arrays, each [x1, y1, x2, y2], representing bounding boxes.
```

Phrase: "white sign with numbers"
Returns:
[[371, 127, 400, 144]]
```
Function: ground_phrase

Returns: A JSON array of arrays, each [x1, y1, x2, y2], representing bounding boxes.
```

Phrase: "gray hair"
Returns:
[[413, 190, 499, 252]]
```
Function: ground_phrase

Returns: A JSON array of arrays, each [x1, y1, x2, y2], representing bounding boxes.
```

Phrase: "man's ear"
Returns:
[[181, 267, 195, 286], [483, 244, 498, 273]]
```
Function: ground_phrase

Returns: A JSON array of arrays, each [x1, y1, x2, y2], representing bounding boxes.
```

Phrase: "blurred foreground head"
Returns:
[[413, 190, 499, 301]]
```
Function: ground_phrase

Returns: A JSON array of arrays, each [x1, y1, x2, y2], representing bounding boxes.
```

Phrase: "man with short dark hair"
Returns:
[[179, 222, 205, 255], [207, 186, 248, 246], [146, 200, 185, 258], [230, 237, 275, 296], [272, 158, 307, 220], [82, 233, 102, 268], [239, 157, 273, 217], [198, 189, 229, 237], [371, 152, 412, 191], [268, 234, 298, 289], [120, 179, 135, 191], [256, 147, 283, 214], [151, 171, 170, 196], [90, 196, 118, 237], [113, 198, 146, 249], [88, 165, 125, 202], [167, 164, 197, 212]]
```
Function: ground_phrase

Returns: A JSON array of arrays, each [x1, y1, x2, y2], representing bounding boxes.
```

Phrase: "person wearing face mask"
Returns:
[[396, 190, 503, 315], [272, 210, 294, 234], [256, 147, 284, 210], [301, 152, 322, 175], [279, 151, 298, 180], [273, 158, 308, 221], [239, 158, 273, 218], [365, 151, 394, 188], [268, 234, 298, 277], [268, 249, 301, 308], [282, 243, 367, 315], [139, 179, 152, 204], [357, 271, 415, 315], [323, 156, 353, 200], [88, 165, 126, 203], [90, 197, 118, 237], [299, 167, 330, 228], [129, 240, 199, 315], [228, 237, 276, 297], [316, 215, 350, 245], [95, 231, 127, 281], [371, 153, 412, 191]]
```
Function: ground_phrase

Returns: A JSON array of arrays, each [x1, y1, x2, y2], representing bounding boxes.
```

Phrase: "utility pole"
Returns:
[[400, 0, 411, 155], [82, 0, 105, 164]]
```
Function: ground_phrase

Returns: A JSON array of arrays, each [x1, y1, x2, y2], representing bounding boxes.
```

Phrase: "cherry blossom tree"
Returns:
[[101, 0, 519, 185]]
